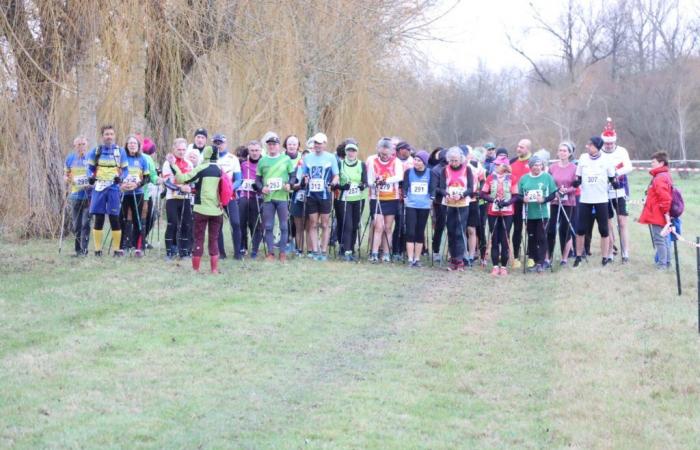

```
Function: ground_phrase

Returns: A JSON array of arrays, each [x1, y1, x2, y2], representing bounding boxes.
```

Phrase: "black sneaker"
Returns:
[[602, 257, 613, 266], [113, 250, 125, 257], [622, 256, 629, 264], [573, 256, 582, 267], [94, 250, 103, 257]]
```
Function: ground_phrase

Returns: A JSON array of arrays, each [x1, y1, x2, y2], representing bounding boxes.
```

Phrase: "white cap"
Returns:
[[311, 132, 328, 144]]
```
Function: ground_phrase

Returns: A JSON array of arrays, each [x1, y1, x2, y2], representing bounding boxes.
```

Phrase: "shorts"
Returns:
[[467, 201, 480, 228], [290, 199, 305, 218], [369, 199, 399, 217], [89, 187, 121, 216], [306, 196, 332, 215], [607, 196, 628, 218]]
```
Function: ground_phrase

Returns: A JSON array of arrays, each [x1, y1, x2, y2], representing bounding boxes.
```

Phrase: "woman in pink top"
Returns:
[[547, 141, 577, 265]]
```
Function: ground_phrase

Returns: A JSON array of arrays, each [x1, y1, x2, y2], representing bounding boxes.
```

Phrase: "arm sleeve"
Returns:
[[656, 176, 672, 215], [232, 171, 242, 190], [616, 149, 633, 176], [435, 171, 447, 197], [366, 158, 376, 188], [384, 159, 404, 184], [402, 170, 410, 199], [254, 175, 264, 192], [361, 162, 368, 187], [173, 163, 203, 185]]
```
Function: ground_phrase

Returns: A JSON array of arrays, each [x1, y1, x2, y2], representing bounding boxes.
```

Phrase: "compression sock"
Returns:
[[112, 230, 122, 250], [93, 229, 104, 251]]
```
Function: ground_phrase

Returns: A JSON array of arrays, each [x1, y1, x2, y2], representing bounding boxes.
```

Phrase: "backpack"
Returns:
[[218, 171, 234, 208], [670, 186, 684, 218]]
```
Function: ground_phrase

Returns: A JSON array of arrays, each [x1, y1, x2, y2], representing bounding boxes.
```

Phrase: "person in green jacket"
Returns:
[[337, 140, 367, 261], [518, 156, 558, 273], [141, 137, 159, 249], [166, 144, 224, 274]]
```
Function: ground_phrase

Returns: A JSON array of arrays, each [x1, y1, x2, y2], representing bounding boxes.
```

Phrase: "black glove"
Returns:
[[340, 183, 350, 191], [611, 179, 621, 189], [113, 176, 122, 184], [88, 177, 96, 186], [496, 200, 506, 209], [359, 182, 366, 191]]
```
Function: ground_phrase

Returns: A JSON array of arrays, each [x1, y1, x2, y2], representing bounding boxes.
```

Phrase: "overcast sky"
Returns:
[[418, 0, 559, 74]]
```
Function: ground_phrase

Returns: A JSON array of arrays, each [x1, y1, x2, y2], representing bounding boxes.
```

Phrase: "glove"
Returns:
[[359, 182, 366, 191], [611, 180, 621, 189], [340, 183, 350, 191], [88, 177, 96, 186], [496, 200, 506, 209], [113, 176, 122, 184]]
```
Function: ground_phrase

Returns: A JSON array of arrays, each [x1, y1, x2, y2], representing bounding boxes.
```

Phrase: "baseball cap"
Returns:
[[212, 133, 226, 143], [312, 132, 328, 144]]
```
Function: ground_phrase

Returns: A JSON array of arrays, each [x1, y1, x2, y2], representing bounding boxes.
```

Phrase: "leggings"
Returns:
[[334, 199, 345, 248], [405, 207, 429, 244], [446, 206, 469, 261], [431, 202, 447, 253], [526, 218, 548, 265], [477, 203, 487, 259], [192, 212, 223, 257], [488, 215, 513, 267], [512, 201, 524, 259], [340, 200, 364, 254], [391, 201, 406, 255], [238, 196, 263, 254], [93, 214, 120, 230], [165, 198, 192, 256], [262, 200, 289, 254], [120, 192, 145, 250], [217, 200, 242, 258], [576, 202, 609, 238], [546, 204, 574, 257]]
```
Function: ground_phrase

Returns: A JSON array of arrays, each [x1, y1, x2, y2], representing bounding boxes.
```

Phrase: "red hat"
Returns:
[[601, 117, 616, 144]]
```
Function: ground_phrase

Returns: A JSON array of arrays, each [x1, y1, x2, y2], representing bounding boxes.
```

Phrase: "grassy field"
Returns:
[[1, 172, 699, 449]]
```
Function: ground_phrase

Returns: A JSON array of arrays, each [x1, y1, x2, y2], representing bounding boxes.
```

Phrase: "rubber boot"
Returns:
[[210, 255, 220, 274], [192, 256, 201, 272]]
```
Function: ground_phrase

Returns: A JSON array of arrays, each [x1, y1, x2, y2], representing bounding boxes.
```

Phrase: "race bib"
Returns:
[[309, 178, 324, 192], [410, 182, 428, 196], [73, 175, 89, 188], [240, 179, 255, 191], [447, 186, 462, 197], [493, 202, 513, 213], [379, 183, 393, 193], [95, 179, 111, 192], [124, 175, 139, 185], [267, 177, 282, 192], [526, 189, 543, 202], [347, 183, 360, 197], [295, 190, 306, 202], [585, 167, 601, 185]]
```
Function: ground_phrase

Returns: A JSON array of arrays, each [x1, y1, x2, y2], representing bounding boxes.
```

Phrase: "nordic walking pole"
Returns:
[[522, 202, 528, 274], [428, 206, 434, 268], [696, 236, 699, 334], [673, 234, 681, 296], [57, 189, 70, 254]]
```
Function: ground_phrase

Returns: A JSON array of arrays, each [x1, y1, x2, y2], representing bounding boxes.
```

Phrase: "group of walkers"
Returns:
[[62, 119, 681, 274]]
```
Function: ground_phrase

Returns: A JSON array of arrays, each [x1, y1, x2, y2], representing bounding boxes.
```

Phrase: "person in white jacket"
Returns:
[[601, 118, 633, 263]]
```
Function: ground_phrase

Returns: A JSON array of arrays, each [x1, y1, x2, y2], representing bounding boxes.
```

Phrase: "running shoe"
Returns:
[[499, 267, 508, 276], [491, 266, 500, 276], [382, 254, 391, 263], [369, 253, 379, 263], [573, 256, 582, 267]]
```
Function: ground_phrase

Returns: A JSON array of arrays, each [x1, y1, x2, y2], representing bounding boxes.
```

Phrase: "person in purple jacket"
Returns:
[[238, 140, 263, 258], [547, 141, 578, 266]]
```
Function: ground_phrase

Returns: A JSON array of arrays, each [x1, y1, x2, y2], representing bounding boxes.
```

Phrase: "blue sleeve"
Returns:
[[64, 153, 74, 171], [120, 149, 129, 179], [330, 154, 339, 175], [232, 171, 242, 190], [86, 148, 96, 177], [296, 158, 307, 179]]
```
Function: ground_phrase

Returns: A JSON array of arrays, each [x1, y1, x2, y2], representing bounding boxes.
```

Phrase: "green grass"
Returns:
[[1, 172, 699, 449]]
